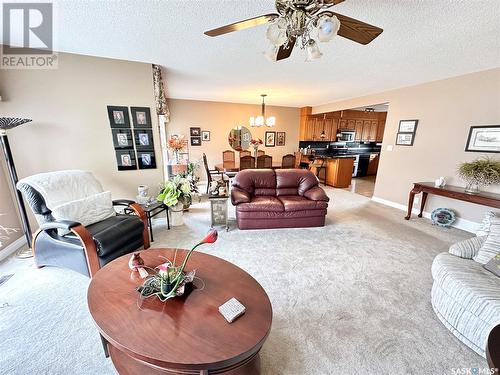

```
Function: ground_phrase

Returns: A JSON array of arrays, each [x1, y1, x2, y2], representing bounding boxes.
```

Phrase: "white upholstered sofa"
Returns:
[[431, 236, 500, 357]]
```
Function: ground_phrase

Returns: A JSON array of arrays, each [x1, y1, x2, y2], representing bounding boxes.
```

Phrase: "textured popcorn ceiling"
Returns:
[[31, 0, 500, 106]]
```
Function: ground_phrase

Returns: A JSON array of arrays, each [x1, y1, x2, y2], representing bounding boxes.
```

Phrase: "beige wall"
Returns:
[[166, 99, 300, 178], [314, 68, 500, 228], [0, 52, 162, 227], [0, 162, 22, 250]]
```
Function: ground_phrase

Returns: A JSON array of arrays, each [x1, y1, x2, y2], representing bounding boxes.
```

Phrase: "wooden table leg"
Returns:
[[418, 192, 428, 218], [405, 186, 422, 220]]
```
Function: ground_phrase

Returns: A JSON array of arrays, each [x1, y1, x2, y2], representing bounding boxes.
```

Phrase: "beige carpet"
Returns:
[[0, 186, 486, 374]]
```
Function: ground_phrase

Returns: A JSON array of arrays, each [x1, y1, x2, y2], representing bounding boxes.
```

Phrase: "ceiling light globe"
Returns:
[[305, 40, 322, 62], [266, 22, 288, 46], [255, 116, 265, 127], [317, 15, 340, 43], [266, 116, 276, 127]]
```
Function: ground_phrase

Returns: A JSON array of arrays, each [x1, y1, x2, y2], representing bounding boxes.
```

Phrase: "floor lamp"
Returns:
[[0, 117, 33, 258]]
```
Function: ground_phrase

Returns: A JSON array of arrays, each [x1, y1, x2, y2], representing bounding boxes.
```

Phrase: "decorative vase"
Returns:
[[465, 181, 480, 194], [169, 202, 184, 226]]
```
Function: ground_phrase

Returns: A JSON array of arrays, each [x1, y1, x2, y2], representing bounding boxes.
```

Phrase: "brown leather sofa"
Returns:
[[231, 169, 329, 230]]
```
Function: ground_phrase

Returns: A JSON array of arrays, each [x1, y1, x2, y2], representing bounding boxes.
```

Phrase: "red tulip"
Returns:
[[201, 229, 218, 244]]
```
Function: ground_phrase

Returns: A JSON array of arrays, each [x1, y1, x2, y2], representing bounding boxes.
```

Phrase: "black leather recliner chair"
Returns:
[[17, 176, 150, 278]]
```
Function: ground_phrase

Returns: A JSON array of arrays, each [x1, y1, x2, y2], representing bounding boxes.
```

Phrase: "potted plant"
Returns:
[[179, 161, 201, 208], [458, 157, 500, 194], [157, 175, 192, 226]]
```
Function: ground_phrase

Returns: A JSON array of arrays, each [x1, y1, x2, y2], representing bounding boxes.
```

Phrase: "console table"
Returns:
[[405, 182, 500, 220]]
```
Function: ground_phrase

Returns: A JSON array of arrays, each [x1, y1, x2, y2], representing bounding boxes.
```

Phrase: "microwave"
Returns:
[[338, 131, 355, 142]]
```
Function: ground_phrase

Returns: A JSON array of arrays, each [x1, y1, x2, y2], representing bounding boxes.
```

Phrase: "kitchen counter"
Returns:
[[309, 157, 354, 188]]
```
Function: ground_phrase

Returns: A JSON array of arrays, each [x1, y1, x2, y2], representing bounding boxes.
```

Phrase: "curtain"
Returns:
[[152, 64, 170, 122]]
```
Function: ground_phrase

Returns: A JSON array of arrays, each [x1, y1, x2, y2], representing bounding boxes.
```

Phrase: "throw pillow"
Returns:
[[484, 254, 500, 278], [51, 191, 115, 235], [474, 218, 500, 264]]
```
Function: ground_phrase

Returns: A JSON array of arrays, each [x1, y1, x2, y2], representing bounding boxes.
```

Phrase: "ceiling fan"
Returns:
[[204, 0, 383, 62]]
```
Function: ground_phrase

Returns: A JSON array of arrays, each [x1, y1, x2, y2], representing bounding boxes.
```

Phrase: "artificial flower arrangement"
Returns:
[[458, 157, 500, 193], [250, 138, 263, 149], [137, 229, 218, 301], [157, 175, 192, 208], [167, 135, 186, 163]]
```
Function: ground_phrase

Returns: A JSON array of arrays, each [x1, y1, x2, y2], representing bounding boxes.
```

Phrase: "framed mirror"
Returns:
[[228, 126, 252, 151]]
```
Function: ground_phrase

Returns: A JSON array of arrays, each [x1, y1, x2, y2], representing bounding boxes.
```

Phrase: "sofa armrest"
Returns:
[[113, 199, 150, 249], [231, 187, 251, 205], [112, 199, 136, 207], [449, 236, 486, 259], [39, 220, 81, 231], [303, 186, 329, 202]]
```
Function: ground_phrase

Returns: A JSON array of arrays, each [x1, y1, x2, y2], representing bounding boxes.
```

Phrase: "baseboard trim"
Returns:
[[0, 236, 27, 262], [371, 196, 479, 233]]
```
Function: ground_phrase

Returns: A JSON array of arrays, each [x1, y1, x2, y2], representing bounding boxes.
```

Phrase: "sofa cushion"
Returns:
[[237, 208, 327, 219], [236, 196, 284, 212], [474, 218, 500, 264], [278, 196, 328, 212], [432, 252, 500, 322], [232, 169, 276, 196], [275, 169, 318, 196]]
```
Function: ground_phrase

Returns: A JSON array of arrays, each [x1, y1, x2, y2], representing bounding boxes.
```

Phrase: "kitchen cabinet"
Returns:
[[376, 121, 385, 142], [355, 120, 363, 141], [362, 121, 371, 141], [339, 119, 347, 129], [367, 154, 379, 175], [347, 119, 356, 130], [304, 117, 317, 140], [369, 121, 378, 141], [309, 158, 354, 188]]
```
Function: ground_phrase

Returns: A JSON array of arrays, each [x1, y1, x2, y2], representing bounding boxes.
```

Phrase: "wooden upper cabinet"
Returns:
[[369, 121, 378, 141], [339, 119, 347, 129], [347, 119, 356, 130], [376, 121, 385, 142], [355, 120, 363, 141], [362, 121, 371, 141], [305, 117, 316, 140]]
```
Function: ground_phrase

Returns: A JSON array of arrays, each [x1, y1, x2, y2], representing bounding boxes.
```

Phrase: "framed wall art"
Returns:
[[276, 132, 286, 146], [191, 136, 201, 146], [131, 107, 152, 128], [107, 106, 130, 128], [111, 129, 133, 149], [398, 120, 418, 133], [202, 131, 211, 141], [190, 127, 201, 137], [134, 129, 154, 151], [396, 133, 415, 146], [465, 125, 500, 153], [137, 151, 156, 169], [115, 150, 137, 171], [265, 131, 276, 147]]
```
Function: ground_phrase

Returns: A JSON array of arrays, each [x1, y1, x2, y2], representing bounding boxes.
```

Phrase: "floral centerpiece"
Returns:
[[167, 135, 186, 164], [250, 138, 263, 159], [458, 157, 500, 194], [137, 229, 218, 301]]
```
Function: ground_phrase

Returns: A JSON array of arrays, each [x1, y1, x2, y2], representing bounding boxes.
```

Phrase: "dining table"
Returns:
[[215, 161, 282, 173]]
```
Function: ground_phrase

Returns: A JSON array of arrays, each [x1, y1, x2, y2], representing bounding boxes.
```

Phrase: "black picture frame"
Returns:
[[265, 131, 276, 147], [395, 132, 415, 146], [115, 150, 137, 171], [398, 120, 419, 133], [137, 151, 157, 169], [190, 127, 201, 137], [191, 136, 201, 146], [134, 129, 154, 151], [465, 125, 500, 153], [202, 131, 210, 141], [111, 129, 133, 149], [276, 132, 286, 146], [107, 106, 130, 128], [131, 107, 152, 128]]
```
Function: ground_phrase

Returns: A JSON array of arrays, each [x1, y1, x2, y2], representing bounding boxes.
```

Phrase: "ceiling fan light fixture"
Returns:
[[305, 40, 322, 61], [317, 15, 340, 42], [263, 44, 279, 61], [266, 19, 288, 46]]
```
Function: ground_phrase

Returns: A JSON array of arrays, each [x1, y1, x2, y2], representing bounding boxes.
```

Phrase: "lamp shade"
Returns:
[[0, 117, 32, 130], [306, 40, 322, 61], [317, 15, 340, 43], [266, 19, 288, 46]]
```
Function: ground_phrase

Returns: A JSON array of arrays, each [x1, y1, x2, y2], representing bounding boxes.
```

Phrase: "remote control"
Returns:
[[219, 298, 246, 323]]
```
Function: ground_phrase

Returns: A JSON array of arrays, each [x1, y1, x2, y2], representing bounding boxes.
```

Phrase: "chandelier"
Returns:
[[264, 1, 341, 61], [250, 94, 276, 127]]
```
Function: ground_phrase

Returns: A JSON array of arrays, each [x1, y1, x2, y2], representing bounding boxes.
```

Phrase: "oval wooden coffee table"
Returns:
[[87, 248, 272, 375]]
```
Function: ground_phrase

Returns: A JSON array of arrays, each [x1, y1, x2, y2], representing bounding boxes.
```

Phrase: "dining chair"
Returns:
[[309, 157, 327, 185], [223, 150, 235, 162], [294, 152, 302, 168], [282, 154, 296, 169], [240, 155, 255, 171], [257, 150, 265, 157], [203, 153, 221, 194], [239, 150, 251, 157], [257, 155, 272, 168]]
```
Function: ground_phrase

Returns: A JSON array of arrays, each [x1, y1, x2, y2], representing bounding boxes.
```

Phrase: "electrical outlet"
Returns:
[[387, 145, 394, 151]]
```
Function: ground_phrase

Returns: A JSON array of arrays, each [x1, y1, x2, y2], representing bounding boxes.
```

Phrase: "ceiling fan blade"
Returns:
[[323, 0, 345, 5], [276, 36, 296, 61], [204, 14, 279, 37], [332, 13, 383, 45]]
